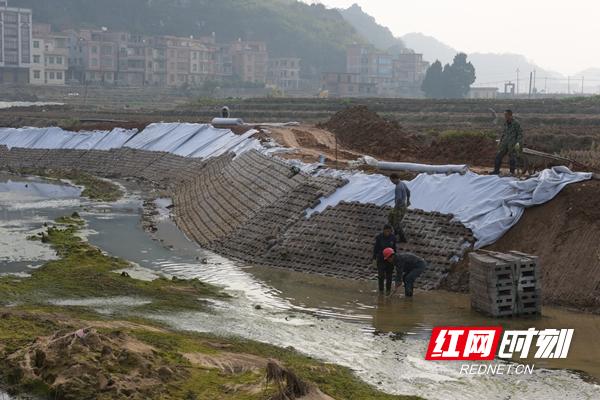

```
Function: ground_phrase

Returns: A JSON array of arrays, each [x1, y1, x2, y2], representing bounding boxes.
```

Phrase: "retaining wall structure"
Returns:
[[0, 145, 474, 289]]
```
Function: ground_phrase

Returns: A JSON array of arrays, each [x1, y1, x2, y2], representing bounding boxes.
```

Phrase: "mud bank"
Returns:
[[0, 217, 413, 400]]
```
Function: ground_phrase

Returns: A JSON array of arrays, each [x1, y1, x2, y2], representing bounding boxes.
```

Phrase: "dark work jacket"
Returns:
[[392, 253, 427, 285], [373, 233, 397, 262]]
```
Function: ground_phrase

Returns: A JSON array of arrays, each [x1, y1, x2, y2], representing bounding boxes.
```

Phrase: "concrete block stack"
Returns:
[[469, 250, 541, 317]]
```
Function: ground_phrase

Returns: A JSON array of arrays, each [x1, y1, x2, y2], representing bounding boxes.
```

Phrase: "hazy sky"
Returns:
[[306, 0, 599, 75]]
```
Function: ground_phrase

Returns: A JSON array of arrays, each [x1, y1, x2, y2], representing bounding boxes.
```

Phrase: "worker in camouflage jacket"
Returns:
[[492, 109, 523, 175]]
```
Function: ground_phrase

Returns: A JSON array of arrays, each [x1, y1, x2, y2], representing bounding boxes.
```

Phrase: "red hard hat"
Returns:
[[383, 247, 395, 261]]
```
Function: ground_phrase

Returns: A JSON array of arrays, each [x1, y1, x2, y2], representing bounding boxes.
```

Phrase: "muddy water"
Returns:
[[2, 181, 600, 400]]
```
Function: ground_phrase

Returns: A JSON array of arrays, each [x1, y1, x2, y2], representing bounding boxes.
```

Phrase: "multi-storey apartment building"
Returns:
[[267, 57, 300, 91], [0, 0, 32, 83], [116, 32, 150, 86], [163, 35, 216, 87], [230, 40, 267, 84], [393, 52, 429, 96], [76, 29, 120, 84], [346, 44, 428, 97], [30, 23, 68, 85]]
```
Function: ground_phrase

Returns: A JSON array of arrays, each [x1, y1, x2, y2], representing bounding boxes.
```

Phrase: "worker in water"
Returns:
[[382, 247, 427, 297], [373, 224, 397, 295], [388, 173, 410, 242], [492, 109, 523, 175], [221, 106, 230, 118]]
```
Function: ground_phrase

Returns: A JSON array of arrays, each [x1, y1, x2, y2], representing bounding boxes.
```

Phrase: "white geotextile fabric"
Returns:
[[308, 166, 591, 247], [0, 123, 263, 158]]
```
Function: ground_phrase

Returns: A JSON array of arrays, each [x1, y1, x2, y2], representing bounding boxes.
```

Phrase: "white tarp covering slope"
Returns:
[[0, 123, 263, 158], [308, 167, 591, 248], [0, 127, 137, 150]]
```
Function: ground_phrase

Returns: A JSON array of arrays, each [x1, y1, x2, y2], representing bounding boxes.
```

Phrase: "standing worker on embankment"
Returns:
[[388, 173, 410, 242], [373, 224, 397, 295], [492, 109, 523, 175], [382, 248, 427, 297]]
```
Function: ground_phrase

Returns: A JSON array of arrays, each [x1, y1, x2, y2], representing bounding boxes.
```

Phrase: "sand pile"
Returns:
[[318, 106, 423, 161]]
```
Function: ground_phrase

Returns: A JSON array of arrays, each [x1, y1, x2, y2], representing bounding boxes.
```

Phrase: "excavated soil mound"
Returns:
[[422, 134, 498, 166], [318, 106, 423, 161], [4, 328, 184, 399], [487, 179, 600, 312]]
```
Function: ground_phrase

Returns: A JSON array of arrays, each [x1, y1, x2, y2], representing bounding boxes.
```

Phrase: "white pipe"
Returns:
[[211, 117, 244, 126], [364, 156, 469, 175]]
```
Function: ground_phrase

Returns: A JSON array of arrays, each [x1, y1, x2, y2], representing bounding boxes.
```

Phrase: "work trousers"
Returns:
[[388, 206, 408, 242], [401, 265, 426, 293], [494, 144, 518, 174], [377, 261, 394, 293]]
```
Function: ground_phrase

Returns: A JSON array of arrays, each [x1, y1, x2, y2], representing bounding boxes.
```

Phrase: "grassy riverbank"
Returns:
[[18, 168, 123, 202], [0, 216, 421, 400]]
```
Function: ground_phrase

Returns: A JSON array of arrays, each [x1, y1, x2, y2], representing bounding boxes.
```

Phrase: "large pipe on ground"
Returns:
[[363, 156, 469, 175]]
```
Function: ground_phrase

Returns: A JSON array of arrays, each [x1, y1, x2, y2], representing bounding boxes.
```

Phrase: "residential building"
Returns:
[[346, 44, 394, 96], [214, 43, 233, 80], [321, 72, 359, 97], [30, 23, 68, 85], [346, 44, 428, 97], [0, 0, 32, 84], [393, 52, 429, 97], [267, 57, 300, 91], [147, 35, 168, 86], [230, 40, 267, 84], [75, 29, 120, 84], [163, 35, 216, 87], [116, 32, 150, 86]]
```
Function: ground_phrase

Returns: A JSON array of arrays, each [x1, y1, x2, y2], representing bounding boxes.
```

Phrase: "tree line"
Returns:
[[421, 53, 476, 98]]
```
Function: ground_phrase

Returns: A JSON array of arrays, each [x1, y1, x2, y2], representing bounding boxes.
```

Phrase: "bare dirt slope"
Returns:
[[269, 125, 362, 163], [488, 179, 600, 312]]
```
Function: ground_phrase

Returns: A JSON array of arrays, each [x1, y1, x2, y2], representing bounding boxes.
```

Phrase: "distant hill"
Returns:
[[13, 0, 367, 76], [401, 33, 457, 65], [402, 32, 564, 90], [338, 4, 405, 52]]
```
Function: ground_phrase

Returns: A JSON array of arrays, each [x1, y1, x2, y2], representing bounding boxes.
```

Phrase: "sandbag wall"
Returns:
[[0, 144, 208, 190], [172, 150, 474, 288]]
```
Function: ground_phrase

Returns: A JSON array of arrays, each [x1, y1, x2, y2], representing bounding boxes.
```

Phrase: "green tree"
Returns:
[[422, 53, 476, 98], [421, 60, 444, 98], [443, 53, 476, 98]]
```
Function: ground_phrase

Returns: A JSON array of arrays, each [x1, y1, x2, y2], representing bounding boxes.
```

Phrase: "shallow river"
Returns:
[[1, 175, 599, 400]]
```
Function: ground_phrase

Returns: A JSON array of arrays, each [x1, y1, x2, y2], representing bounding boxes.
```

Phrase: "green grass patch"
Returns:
[[0, 215, 226, 312], [19, 168, 123, 202]]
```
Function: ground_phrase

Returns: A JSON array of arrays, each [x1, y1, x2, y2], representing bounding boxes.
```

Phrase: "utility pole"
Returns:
[[582, 76, 585, 94], [516, 68, 520, 95], [528, 71, 533, 98], [533, 69, 537, 95], [567, 76, 570, 94]]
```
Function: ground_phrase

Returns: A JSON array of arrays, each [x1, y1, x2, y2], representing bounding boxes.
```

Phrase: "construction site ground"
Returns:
[[1, 95, 599, 312]]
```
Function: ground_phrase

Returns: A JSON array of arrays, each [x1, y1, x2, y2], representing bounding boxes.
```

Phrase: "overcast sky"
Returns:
[[306, 0, 599, 75]]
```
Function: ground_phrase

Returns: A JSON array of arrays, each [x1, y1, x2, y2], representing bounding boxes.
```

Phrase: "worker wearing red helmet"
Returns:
[[382, 247, 427, 297]]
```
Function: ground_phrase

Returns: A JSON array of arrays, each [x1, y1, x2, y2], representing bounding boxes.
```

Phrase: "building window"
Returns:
[[92, 46, 98, 54], [48, 56, 55, 64], [56, 72, 63, 80], [49, 72, 55, 79], [33, 55, 41, 63], [33, 70, 40, 79], [33, 40, 40, 49], [56, 56, 63, 64]]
